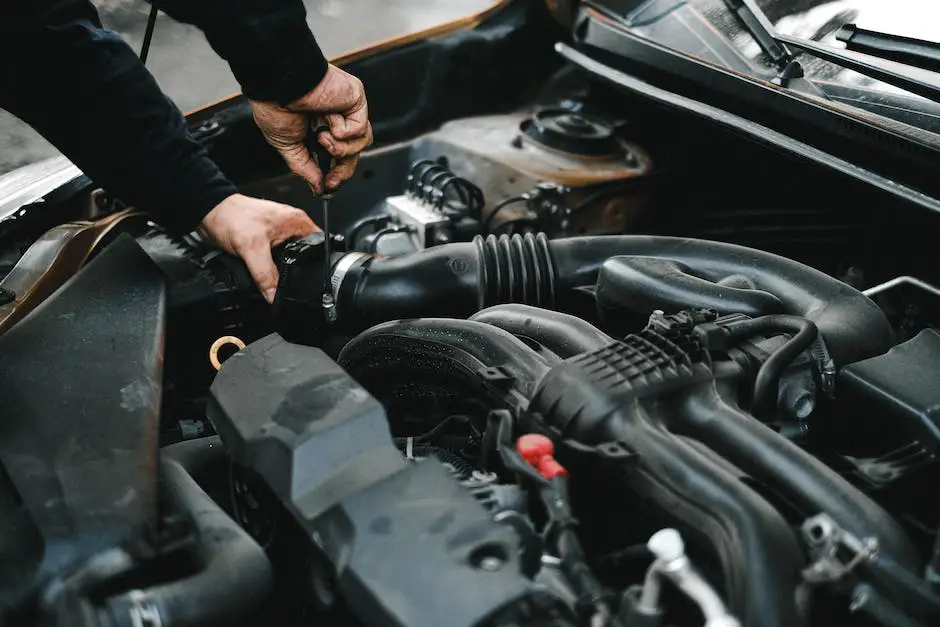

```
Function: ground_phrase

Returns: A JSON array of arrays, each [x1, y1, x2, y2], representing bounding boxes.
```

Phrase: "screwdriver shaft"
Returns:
[[321, 196, 331, 294]]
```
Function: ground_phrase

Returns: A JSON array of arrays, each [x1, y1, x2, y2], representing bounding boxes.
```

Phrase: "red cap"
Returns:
[[516, 434, 554, 466], [516, 434, 568, 480]]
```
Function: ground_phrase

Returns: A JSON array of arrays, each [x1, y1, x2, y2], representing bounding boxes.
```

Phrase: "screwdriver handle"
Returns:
[[304, 124, 335, 188]]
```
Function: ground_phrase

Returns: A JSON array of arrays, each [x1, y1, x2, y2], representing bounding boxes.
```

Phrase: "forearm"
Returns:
[[148, 0, 329, 104], [0, 0, 237, 234]]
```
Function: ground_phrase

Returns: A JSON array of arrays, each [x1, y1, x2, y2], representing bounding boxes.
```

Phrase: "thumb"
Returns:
[[239, 242, 281, 304]]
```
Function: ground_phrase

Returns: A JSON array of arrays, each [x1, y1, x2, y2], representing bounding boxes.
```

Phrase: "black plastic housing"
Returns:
[[207, 334, 534, 627], [837, 328, 940, 453], [0, 235, 164, 618]]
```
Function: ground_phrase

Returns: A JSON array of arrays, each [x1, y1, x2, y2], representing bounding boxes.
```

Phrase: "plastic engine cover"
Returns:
[[206, 334, 533, 627]]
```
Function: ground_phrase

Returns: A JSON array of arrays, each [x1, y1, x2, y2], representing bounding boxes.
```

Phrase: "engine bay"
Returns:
[[4, 55, 940, 627]]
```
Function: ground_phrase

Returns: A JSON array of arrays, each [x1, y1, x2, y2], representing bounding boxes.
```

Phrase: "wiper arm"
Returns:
[[722, 0, 822, 96], [723, 0, 940, 104], [836, 24, 940, 74], [723, 0, 792, 69]]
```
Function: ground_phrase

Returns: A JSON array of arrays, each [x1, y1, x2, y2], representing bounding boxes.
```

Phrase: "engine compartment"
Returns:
[[5, 33, 940, 627]]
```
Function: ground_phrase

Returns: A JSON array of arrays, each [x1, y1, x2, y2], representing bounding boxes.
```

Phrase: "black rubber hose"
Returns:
[[722, 315, 819, 419], [102, 459, 272, 627], [549, 236, 892, 366], [543, 476, 610, 620], [159, 436, 224, 478], [679, 391, 921, 573], [596, 256, 784, 319], [346, 214, 390, 249], [328, 234, 892, 366], [470, 304, 613, 358], [483, 195, 528, 231], [552, 401, 806, 627]]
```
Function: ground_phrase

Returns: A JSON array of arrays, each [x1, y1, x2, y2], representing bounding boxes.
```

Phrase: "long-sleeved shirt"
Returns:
[[0, 0, 328, 233]]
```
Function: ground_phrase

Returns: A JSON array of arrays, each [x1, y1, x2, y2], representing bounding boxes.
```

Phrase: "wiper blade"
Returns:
[[779, 34, 940, 105], [836, 24, 940, 74], [723, 0, 940, 104]]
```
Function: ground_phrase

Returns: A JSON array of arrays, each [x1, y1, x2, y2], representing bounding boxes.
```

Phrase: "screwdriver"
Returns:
[[306, 124, 338, 323]]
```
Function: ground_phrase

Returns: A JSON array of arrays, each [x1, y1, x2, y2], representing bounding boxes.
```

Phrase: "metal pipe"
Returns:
[[863, 275, 940, 299]]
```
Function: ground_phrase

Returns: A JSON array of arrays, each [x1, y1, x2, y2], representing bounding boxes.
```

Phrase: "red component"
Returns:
[[516, 434, 554, 466], [537, 457, 569, 479], [516, 433, 568, 480]]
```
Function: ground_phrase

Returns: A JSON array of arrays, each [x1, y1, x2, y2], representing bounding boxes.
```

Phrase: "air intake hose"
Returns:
[[324, 234, 892, 365], [470, 304, 614, 358]]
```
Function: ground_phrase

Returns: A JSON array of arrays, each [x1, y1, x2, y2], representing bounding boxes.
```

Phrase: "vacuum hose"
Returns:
[[323, 234, 893, 366], [102, 457, 272, 627]]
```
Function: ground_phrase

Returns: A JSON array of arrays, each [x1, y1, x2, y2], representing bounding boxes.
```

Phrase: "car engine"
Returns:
[[3, 91, 940, 627]]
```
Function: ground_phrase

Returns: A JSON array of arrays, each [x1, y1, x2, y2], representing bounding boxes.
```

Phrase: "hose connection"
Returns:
[[516, 434, 568, 480]]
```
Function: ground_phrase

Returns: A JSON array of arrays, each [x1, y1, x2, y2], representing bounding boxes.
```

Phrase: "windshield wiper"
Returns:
[[722, 0, 823, 95], [836, 24, 940, 74], [724, 0, 940, 104], [724, 0, 792, 69]]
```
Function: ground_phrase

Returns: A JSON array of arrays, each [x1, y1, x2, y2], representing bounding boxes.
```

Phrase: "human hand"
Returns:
[[201, 194, 318, 303], [249, 64, 373, 194]]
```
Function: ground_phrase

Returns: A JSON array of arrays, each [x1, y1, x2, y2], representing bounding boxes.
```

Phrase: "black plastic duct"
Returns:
[[102, 458, 272, 627], [469, 304, 614, 358], [326, 234, 893, 366], [339, 318, 806, 627], [340, 315, 924, 626]]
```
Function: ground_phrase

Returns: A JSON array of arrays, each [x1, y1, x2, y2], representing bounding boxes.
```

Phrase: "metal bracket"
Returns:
[[801, 514, 879, 584]]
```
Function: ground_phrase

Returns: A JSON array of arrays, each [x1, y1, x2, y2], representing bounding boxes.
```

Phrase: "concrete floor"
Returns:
[[0, 0, 494, 174]]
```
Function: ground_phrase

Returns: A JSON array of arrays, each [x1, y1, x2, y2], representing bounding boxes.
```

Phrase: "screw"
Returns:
[[478, 556, 504, 571]]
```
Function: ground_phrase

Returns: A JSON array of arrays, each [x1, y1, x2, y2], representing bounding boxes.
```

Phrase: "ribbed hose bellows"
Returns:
[[475, 233, 556, 308]]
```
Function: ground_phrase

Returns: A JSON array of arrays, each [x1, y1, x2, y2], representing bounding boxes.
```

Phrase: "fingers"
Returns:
[[271, 208, 319, 246], [325, 154, 360, 192], [279, 143, 325, 195], [237, 210, 316, 303], [322, 119, 373, 159], [237, 238, 281, 304], [262, 65, 372, 192]]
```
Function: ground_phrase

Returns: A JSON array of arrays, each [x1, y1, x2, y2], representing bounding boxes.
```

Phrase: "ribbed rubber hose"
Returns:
[[333, 234, 892, 366]]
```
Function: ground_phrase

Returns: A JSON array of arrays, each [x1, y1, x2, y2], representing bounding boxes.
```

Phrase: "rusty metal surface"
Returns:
[[419, 113, 652, 195], [409, 111, 654, 235]]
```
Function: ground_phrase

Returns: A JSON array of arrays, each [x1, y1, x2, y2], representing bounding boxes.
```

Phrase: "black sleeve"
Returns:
[[0, 1, 238, 234], [149, 0, 329, 105]]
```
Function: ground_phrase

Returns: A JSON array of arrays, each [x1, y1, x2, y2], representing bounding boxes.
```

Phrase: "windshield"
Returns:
[[615, 0, 940, 135]]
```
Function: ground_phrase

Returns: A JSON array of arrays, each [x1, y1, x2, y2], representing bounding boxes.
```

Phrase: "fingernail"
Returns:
[[264, 288, 276, 304]]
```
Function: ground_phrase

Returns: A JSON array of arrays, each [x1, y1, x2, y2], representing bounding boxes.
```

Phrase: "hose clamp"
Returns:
[[127, 590, 163, 627], [331, 252, 369, 301]]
